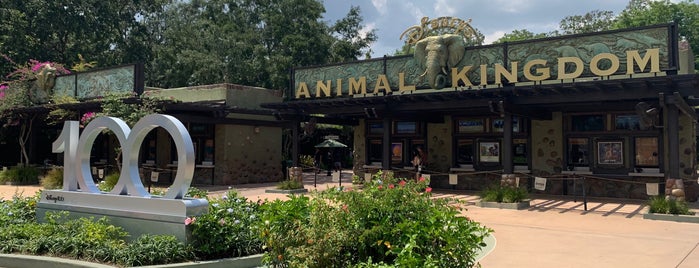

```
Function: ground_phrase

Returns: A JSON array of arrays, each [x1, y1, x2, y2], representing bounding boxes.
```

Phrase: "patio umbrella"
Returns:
[[314, 139, 348, 148]]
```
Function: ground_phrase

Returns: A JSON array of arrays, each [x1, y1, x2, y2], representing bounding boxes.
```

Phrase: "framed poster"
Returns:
[[597, 141, 623, 165], [391, 142, 403, 162], [478, 141, 500, 163]]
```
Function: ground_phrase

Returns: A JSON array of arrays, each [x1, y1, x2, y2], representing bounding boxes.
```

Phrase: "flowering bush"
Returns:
[[259, 173, 492, 267], [187, 190, 264, 260]]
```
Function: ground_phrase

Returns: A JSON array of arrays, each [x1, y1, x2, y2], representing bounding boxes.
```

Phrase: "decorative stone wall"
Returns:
[[531, 112, 563, 175], [426, 116, 452, 173], [353, 119, 367, 176], [215, 125, 282, 185]]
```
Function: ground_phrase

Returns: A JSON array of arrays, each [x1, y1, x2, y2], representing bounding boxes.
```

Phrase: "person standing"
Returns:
[[325, 150, 333, 176]]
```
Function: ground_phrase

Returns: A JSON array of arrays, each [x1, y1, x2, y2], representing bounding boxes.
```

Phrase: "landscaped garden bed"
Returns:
[[477, 184, 530, 210], [0, 172, 493, 267], [643, 195, 699, 223]]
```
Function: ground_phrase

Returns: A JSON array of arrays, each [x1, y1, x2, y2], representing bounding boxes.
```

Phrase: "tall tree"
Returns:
[[328, 6, 378, 62], [614, 0, 699, 69], [146, 0, 376, 90], [0, 0, 168, 80], [558, 10, 616, 35], [493, 29, 550, 44]]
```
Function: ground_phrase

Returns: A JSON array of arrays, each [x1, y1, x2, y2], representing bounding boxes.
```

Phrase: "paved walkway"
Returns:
[[2, 170, 699, 268]]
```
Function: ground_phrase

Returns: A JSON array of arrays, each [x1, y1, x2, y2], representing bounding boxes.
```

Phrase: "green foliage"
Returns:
[[648, 196, 693, 215], [0, 1, 167, 78], [0, 202, 191, 267], [352, 175, 364, 185], [493, 29, 551, 44], [97, 92, 161, 127], [40, 167, 63, 189], [116, 235, 192, 266], [276, 179, 305, 190], [186, 187, 208, 199], [299, 154, 314, 167], [148, 0, 375, 89], [559, 10, 616, 35], [259, 176, 491, 267], [97, 172, 120, 192], [188, 190, 263, 260], [0, 166, 40, 185], [614, 0, 699, 70], [481, 184, 529, 203], [0, 194, 38, 225]]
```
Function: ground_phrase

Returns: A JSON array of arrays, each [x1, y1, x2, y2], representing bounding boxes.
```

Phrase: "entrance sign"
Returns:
[[39, 114, 207, 242]]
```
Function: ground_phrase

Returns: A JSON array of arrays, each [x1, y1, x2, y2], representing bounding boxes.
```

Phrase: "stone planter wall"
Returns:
[[477, 200, 531, 210]]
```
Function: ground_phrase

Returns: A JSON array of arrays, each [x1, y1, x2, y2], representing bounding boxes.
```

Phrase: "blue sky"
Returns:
[[322, 0, 631, 57]]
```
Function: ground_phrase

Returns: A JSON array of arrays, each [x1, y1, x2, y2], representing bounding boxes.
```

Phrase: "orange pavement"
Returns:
[[2, 171, 699, 268]]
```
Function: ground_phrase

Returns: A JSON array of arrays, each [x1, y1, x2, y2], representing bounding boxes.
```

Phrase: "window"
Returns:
[[567, 138, 590, 166], [571, 115, 605, 132], [492, 117, 520, 133], [368, 121, 383, 135], [456, 139, 475, 164], [457, 119, 484, 133], [635, 137, 658, 166], [395, 121, 417, 134], [368, 139, 382, 163], [615, 114, 642, 131], [513, 139, 528, 165]]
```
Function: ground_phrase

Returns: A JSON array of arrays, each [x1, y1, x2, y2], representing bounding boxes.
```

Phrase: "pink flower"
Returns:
[[341, 204, 348, 212], [184, 217, 196, 225], [418, 177, 425, 182], [377, 185, 383, 190], [219, 218, 226, 226], [388, 184, 395, 189], [425, 187, 432, 193], [0, 84, 7, 91], [0, 91, 4, 100], [399, 180, 406, 187]]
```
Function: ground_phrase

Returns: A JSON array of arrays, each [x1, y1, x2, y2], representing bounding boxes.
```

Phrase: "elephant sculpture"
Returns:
[[414, 34, 466, 89]]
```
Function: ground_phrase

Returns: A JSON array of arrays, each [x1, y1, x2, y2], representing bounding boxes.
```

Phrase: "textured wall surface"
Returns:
[[426, 116, 452, 173], [531, 112, 563, 175], [353, 119, 367, 176]]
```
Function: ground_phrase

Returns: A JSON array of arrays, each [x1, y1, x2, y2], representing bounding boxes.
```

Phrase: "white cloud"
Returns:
[[403, 2, 425, 23], [434, 0, 457, 16], [484, 30, 506, 45], [371, 0, 388, 15], [491, 0, 529, 13]]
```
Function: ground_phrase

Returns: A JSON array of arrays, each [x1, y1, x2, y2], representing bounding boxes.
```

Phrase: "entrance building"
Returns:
[[263, 21, 699, 200]]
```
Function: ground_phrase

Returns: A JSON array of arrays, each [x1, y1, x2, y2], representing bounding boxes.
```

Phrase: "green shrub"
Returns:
[[186, 187, 208, 199], [97, 172, 120, 192], [648, 196, 693, 215], [276, 179, 304, 190], [116, 235, 192, 266], [40, 167, 63, 189], [188, 190, 263, 260], [0, 166, 40, 185], [259, 176, 491, 268], [481, 184, 528, 203], [0, 194, 38, 225]]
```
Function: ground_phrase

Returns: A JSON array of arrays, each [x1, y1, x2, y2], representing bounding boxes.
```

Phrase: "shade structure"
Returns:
[[315, 139, 348, 148]]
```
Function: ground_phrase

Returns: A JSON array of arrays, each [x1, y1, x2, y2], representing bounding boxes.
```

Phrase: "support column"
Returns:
[[664, 100, 684, 200], [291, 120, 299, 166], [381, 116, 392, 171], [502, 114, 513, 174]]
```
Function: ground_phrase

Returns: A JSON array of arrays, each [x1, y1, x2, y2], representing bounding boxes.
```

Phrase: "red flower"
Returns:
[[389, 184, 395, 189], [418, 177, 425, 182], [399, 180, 406, 187], [425, 187, 432, 193], [378, 185, 383, 190], [341, 204, 348, 212]]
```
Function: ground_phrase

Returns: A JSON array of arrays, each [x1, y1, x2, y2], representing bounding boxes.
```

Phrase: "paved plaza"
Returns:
[[1, 170, 699, 268]]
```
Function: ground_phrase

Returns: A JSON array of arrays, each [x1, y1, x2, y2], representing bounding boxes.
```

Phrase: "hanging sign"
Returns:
[[534, 177, 547, 191]]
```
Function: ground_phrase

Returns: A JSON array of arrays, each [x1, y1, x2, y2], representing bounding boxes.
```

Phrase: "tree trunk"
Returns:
[[17, 115, 35, 167]]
